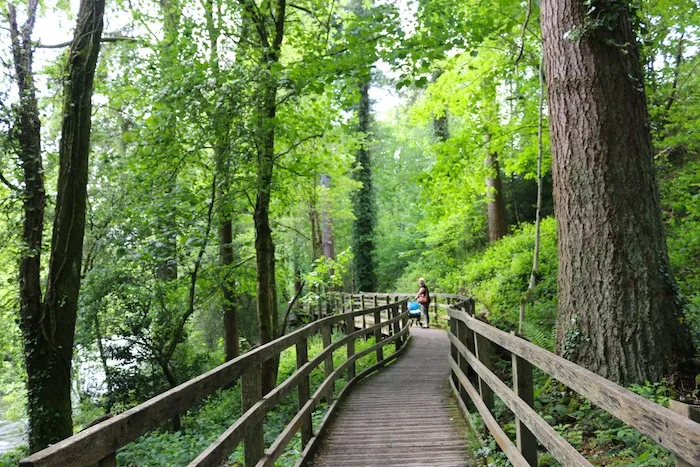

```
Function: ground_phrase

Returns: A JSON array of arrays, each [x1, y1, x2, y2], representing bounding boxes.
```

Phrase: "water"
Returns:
[[0, 338, 140, 454], [0, 405, 25, 454]]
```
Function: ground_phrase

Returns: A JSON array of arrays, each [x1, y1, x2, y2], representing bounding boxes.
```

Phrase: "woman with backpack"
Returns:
[[415, 278, 431, 328]]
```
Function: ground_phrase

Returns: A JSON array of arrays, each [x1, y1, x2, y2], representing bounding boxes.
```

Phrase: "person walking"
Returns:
[[415, 278, 431, 328]]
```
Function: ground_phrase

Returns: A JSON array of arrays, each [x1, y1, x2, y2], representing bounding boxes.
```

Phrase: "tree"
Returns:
[[348, 2, 376, 292], [484, 132, 508, 243], [7, 0, 105, 451], [351, 78, 377, 292], [540, 0, 695, 384], [238, 0, 286, 393]]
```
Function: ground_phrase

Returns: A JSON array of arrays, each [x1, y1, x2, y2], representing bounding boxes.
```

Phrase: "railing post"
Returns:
[[433, 295, 438, 325], [512, 343, 538, 466], [474, 331, 494, 412], [322, 323, 334, 404], [392, 304, 402, 351], [450, 317, 459, 390], [345, 312, 356, 380], [464, 300, 477, 378], [242, 363, 264, 466], [456, 319, 469, 403], [296, 336, 313, 446], [669, 401, 700, 467], [373, 307, 384, 364], [400, 300, 408, 343]]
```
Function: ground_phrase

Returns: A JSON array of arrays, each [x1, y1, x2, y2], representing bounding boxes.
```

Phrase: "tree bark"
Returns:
[[484, 133, 507, 243], [220, 220, 239, 361], [541, 0, 695, 384], [23, 0, 104, 451]]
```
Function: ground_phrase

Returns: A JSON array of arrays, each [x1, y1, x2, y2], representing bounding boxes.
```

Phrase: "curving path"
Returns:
[[308, 327, 473, 467]]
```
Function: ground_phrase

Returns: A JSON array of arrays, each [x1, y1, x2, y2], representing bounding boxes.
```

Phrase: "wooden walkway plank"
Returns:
[[308, 328, 473, 467]]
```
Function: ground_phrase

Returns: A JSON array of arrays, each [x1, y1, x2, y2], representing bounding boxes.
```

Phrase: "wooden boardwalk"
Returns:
[[309, 327, 472, 467]]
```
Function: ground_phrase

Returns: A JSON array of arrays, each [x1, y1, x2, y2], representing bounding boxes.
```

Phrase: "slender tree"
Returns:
[[352, 79, 377, 292], [239, 0, 286, 393], [541, 0, 695, 384], [519, 59, 546, 334], [8, 0, 105, 451], [484, 133, 508, 242], [320, 174, 336, 262]]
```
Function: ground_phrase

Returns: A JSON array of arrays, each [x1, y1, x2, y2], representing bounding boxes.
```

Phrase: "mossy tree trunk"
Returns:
[[12, 0, 105, 452]]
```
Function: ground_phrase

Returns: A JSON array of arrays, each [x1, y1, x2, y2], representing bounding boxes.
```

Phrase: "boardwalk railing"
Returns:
[[446, 296, 700, 466], [20, 296, 410, 467], [341, 291, 465, 327]]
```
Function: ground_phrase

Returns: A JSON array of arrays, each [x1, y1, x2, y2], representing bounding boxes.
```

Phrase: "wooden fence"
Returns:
[[19, 297, 410, 467], [446, 296, 700, 466], [342, 291, 465, 328]]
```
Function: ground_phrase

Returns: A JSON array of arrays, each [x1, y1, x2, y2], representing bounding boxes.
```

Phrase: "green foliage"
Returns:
[[660, 156, 700, 346]]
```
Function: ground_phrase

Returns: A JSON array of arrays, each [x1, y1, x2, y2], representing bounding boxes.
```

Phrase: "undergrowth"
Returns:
[[471, 380, 674, 466]]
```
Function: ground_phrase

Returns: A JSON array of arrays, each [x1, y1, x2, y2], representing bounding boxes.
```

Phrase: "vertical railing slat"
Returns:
[[322, 323, 333, 405], [345, 310, 356, 380], [392, 304, 402, 351], [474, 331, 495, 412], [512, 347, 538, 466], [456, 319, 469, 403], [296, 337, 312, 446], [242, 364, 264, 466], [374, 308, 384, 364]]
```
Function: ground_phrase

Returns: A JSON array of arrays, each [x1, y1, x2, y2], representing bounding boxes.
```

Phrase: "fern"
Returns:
[[522, 321, 555, 352]]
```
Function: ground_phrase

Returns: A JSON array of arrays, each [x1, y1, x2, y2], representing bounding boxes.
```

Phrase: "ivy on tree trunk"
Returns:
[[10, 0, 105, 452]]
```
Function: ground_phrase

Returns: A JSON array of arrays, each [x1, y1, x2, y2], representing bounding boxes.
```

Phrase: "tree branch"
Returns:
[[274, 132, 324, 159], [279, 279, 305, 337], [37, 35, 139, 49], [514, 0, 533, 70], [0, 172, 20, 191]]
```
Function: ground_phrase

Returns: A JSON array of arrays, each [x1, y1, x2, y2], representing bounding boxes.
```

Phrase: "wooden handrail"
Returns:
[[20, 295, 410, 467], [447, 304, 700, 465]]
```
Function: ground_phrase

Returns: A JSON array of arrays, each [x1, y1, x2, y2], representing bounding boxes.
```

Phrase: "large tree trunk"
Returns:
[[541, 0, 695, 384], [352, 80, 377, 292], [26, 0, 104, 451], [484, 133, 507, 243]]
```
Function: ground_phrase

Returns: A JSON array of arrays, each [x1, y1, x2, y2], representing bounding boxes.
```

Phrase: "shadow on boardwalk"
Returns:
[[309, 327, 475, 467]]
